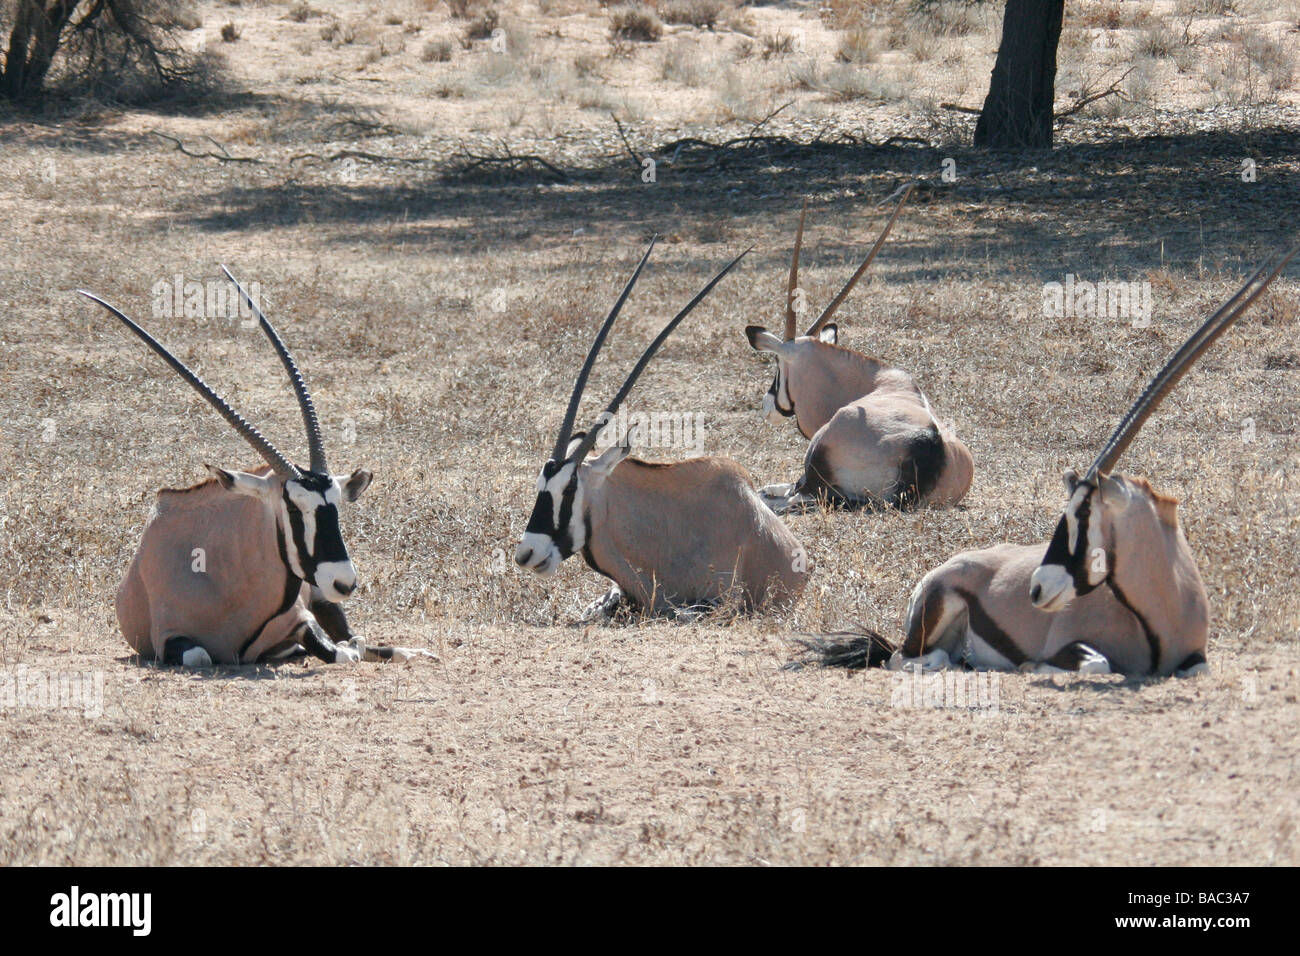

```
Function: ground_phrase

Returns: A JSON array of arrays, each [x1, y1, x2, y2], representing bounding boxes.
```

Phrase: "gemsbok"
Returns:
[[81, 269, 428, 666], [744, 186, 973, 513], [515, 242, 810, 618], [800, 241, 1298, 677]]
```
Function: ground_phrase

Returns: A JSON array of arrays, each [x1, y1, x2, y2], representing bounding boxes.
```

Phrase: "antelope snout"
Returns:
[[316, 560, 359, 602], [1029, 565, 1072, 613], [515, 534, 560, 575], [761, 392, 785, 425]]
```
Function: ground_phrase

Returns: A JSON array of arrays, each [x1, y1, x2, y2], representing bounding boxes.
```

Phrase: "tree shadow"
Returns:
[[166, 124, 1300, 281]]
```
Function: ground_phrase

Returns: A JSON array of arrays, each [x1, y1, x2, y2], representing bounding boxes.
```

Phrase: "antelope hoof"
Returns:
[[181, 646, 213, 668], [581, 586, 623, 623], [887, 648, 952, 673], [1174, 651, 1209, 678]]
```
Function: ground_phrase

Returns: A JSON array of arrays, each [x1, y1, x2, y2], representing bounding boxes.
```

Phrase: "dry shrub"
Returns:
[[1137, 22, 1181, 59], [464, 8, 500, 41], [422, 39, 454, 62], [609, 4, 663, 42], [837, 28, 880, 64], [660, 0, 728, 29]]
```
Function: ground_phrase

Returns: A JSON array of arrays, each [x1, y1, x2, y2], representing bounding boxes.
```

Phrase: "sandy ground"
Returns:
[[1, 0, 1298, 864]]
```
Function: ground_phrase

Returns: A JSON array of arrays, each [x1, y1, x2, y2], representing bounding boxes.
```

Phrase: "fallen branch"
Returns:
[[1055, 67, 1135, 122], [450, 142, 569, 182], [610, 112, 643, 168], [147, 130, 263, 164], [288, 149, 432, 166]]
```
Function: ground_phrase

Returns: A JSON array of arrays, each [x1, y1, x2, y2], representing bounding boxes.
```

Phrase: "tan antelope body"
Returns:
[[119, 466, 338, 665], [515, 241, 809, 617], [83, 272, 426, 667], [581, 455, 806, 612], [802, 242, 1297, 676], [746, 189, 973, 512], [896, 475, 1207, 676]]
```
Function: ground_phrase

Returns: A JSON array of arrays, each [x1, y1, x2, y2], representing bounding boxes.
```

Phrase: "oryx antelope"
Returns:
[[515, 242, 810, 617], [82, 269, 427, 667], [745, 187, 973, 513], [837, 242, 1296, 678]]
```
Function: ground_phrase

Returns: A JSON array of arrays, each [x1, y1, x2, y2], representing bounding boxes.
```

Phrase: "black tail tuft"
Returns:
[[893, 423, 946, 510], [785, 629, 897, 670]]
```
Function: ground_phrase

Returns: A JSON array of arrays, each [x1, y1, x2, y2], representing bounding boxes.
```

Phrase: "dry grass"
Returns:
[[1, 0, 1299, 866]]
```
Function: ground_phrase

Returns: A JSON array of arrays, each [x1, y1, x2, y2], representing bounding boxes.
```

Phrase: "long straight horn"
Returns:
[[784, 199, 807, 341], [551, 239, 656, 461], [78, 291, 301, 478], [572, 247, 751, 463], [803, 183, 913, 338], [221, 266, 327, 475], [1087, 240, 1300, 480]]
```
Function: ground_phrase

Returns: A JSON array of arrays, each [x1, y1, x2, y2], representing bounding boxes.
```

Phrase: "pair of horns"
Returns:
[[552, 240, 751, 465], [78, 267, 329, 478], [784, 183, 915, 341], [1087, 240, 1300, 480]]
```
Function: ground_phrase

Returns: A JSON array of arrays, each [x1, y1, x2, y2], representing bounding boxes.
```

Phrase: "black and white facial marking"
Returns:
[[515, 456, 585, 575], [745, 326, 795, 424], [1030, 469, 1109, 612], [279, 469, 372, 602]]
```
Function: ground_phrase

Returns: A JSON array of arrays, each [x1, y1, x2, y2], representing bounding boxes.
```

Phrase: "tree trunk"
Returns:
[[974, 0, 1064, 149], [2, 1, 82, 101]]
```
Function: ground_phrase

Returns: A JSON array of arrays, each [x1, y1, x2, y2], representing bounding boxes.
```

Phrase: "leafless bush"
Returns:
[[660, 0, 726, 30], [837, 28, 880, 64], [464, 8, 499, 42], [1137, 22, 1180, 59], [609, 4, 663, 42], [421, 39, 454, 62]]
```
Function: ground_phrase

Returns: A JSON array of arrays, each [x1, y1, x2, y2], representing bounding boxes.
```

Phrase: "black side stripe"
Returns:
[[953, 586, 1029, 667], [1106, 576, 1161, 674], [239, 521, 303, 660], [580, 511, 612, 580]]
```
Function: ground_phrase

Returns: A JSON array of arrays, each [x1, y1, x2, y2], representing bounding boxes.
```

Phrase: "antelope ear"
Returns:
[[206, 464, 276, 499], [746, 326, 784, 352], [818, 323, 838, 344], [341, 468, 373, 502], [1062, 468, 1080, 492], [588, 442, 630, 479]]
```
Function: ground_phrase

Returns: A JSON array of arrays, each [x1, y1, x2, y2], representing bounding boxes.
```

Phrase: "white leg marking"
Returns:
[[581, 585, 623, 623], [181, 646, 213, 668], [888, 648, 952, 673], [1175, 661, 1210, 678]]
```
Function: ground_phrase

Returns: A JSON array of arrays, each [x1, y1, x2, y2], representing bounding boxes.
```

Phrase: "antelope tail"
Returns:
[[785, 629, 896, 670]]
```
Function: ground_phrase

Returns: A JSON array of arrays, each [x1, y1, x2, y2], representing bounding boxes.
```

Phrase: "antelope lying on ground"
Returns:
[[800, 242, 1298, 677], [745, 187, 973, 513], [515, 242, 809, 618], [82, 270, 428, 666]]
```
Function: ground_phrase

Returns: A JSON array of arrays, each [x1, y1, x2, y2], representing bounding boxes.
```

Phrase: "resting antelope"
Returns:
[[515, 242, 809, 617], [744, 187, 973, 513], [81, 269, 426, 667], [802, 242, 1298, 677]]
